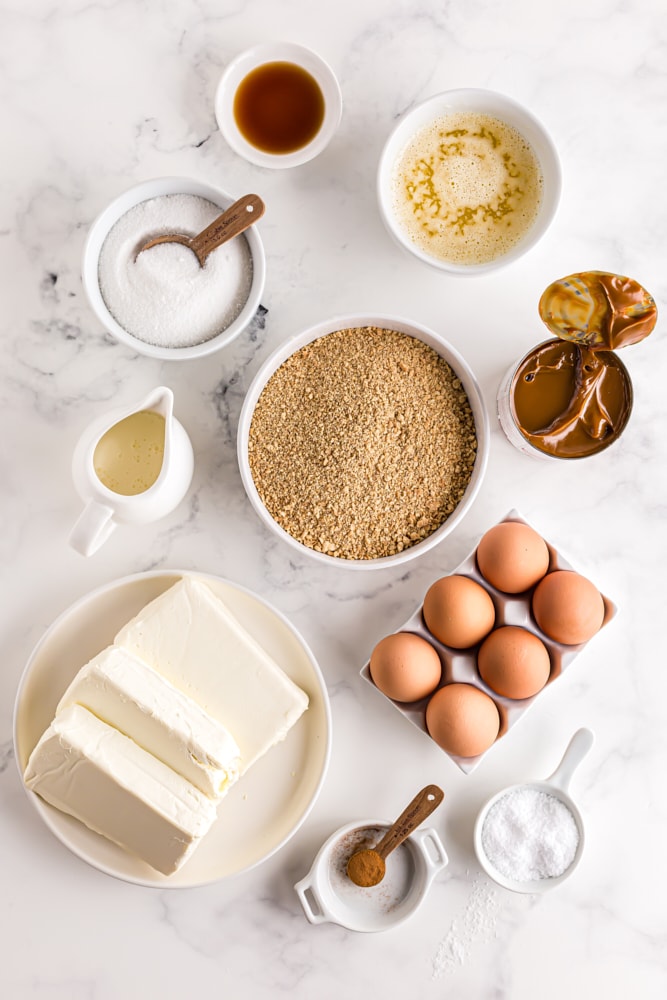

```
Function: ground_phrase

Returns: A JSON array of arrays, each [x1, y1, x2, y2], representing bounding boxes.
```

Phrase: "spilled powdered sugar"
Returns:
[[432, 877, 501, 979]]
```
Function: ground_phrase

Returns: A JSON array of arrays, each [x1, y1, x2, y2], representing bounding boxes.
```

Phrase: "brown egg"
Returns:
[[426, 683, 500, 757], [369, 632, 442, 702], [532, 570, 605, 645], [477, 626, 551, 699], [423, 575, 496, 648], [476, 521, 550, 593]]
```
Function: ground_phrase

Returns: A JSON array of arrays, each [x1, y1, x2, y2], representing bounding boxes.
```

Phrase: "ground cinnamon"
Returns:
[[346, 848, 385, 887]]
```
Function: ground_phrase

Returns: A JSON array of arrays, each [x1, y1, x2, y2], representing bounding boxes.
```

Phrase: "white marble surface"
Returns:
[[2, 0, 666, 996]]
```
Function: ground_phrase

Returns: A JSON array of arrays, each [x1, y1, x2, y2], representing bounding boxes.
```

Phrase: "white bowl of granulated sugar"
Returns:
[[474, 728, 594, 893], [82, 176, 266, 360], [237, 313, 489, 569]]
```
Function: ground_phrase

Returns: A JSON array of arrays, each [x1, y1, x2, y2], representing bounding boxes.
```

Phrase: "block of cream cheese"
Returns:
[[56, 645, 241, 798], [115, 577, 309, 773], [24, 705, 218, 875]]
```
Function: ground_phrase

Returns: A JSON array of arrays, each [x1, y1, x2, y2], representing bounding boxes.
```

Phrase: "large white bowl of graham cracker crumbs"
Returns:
[[238, 315, 489, 569]]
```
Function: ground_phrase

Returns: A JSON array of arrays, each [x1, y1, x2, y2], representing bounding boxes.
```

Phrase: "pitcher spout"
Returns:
[[138, 385, 174, 421]]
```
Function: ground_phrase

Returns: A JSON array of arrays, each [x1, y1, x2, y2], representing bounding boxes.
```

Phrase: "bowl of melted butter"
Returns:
[[377, 89, 561, 275]]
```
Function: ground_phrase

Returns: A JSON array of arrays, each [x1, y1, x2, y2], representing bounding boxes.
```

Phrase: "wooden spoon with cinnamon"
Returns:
[[347, 784, 444, 887]]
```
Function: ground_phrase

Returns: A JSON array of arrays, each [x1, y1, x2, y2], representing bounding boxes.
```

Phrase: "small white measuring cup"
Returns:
[[295, 818, 448, 932], [69, 386, 194, 556], [474, 727, 594, 893]]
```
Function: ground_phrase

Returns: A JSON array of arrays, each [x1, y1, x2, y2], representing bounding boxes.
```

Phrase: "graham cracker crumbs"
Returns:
[[247, 326, 477, 560]]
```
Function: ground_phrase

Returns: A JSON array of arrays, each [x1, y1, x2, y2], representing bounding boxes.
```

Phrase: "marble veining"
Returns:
[[2, 0, 667, 998]]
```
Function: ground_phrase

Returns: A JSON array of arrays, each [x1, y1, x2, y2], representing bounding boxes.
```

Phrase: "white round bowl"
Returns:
[[237, 313, 490, 570], [377, 89, 562, 275], [473, 728, 594, 893], [82, 176, 266, 360], [294, 819, 448, 932], [215, 42, 343, 169], [474, 779, 586, 894]]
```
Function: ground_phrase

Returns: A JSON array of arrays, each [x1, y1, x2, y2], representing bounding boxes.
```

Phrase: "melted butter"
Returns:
[[392, 112, 543, 265], [510, 340, 633, 458], [94, 410, 165, 495]]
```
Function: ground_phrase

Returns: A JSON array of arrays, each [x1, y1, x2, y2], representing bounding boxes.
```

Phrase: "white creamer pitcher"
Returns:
[[69, 386, 194, 556]]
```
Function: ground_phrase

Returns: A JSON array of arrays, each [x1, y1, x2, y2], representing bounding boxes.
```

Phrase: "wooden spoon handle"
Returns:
[[374, 784, 444, 861], [192, 193, 265, 263]]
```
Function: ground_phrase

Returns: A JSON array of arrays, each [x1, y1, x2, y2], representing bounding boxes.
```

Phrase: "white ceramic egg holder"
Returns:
[[360, 510, 616, 774]]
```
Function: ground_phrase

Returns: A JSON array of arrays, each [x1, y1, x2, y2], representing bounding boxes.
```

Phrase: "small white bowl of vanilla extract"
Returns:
[[215, 42, 343, 168]]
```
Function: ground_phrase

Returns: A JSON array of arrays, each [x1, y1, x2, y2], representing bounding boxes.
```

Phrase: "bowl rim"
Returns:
[[376, 87, 562, 276], [215, 41, 343, 169], [81, 175, 266, 360], [237, 312, 490, 570]]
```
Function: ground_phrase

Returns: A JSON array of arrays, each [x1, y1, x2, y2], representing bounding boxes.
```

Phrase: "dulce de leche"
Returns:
[[538, 271, 657, 350], [499, 269, 655, 460], [508, 339, 633, 459]]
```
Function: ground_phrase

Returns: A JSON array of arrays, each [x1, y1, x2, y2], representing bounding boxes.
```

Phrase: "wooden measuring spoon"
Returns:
[[136, 193, 265, 267], [346, 784, 444, 887]]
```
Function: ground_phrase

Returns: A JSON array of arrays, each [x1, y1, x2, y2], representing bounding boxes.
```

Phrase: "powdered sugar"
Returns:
[[98, 193, 253, 348], [481, 787, 579, 882]]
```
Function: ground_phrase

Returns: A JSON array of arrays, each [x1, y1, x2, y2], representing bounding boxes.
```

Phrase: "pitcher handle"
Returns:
[[69, 501, 116, 556]]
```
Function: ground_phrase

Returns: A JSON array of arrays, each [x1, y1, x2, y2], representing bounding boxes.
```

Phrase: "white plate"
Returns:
[[13, 570, 332, 888]]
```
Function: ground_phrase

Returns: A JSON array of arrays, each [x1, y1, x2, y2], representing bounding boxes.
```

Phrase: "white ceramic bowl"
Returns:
[[215, 42, 343, 168], [377, 89, 562, 275], [473, 728, 594, 893], [82, 176, 266, 360], [294, 819, 448, 932], [237, 313, 489, 570]]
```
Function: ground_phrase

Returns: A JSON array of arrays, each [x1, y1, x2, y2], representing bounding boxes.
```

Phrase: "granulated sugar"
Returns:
[[481, 787, 579, 882], [98, 193, 253, 348]]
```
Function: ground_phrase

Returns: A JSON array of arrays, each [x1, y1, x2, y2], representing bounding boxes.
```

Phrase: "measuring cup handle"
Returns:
[[69, 501, 116, 556], [545, 728, 595, 791]]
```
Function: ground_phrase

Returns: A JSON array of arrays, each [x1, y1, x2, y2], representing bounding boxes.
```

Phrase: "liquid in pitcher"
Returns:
[[93, 410, 165, 495]]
